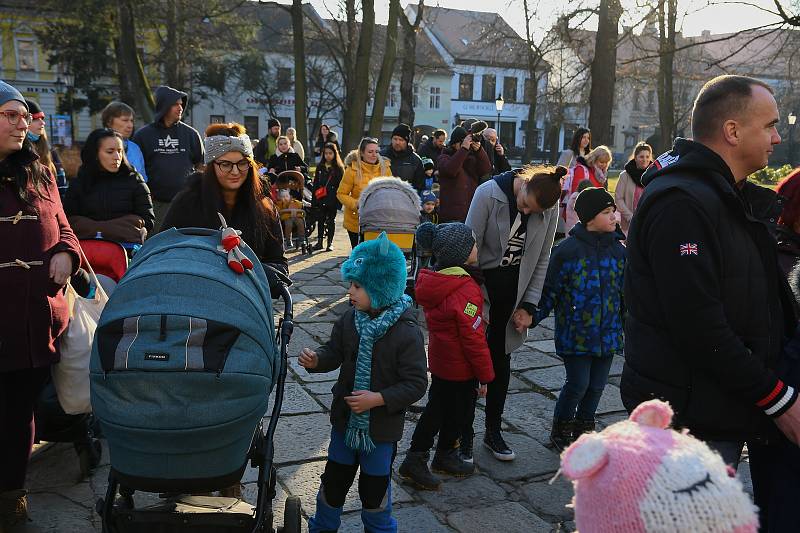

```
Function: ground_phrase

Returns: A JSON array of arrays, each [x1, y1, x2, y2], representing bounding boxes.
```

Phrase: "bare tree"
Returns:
[[342, 0, 376, 151], [368, 0, 400, 138], [291, 0, 308, 159], [115, 0, 155, 122], [588, 0, 623, 145], [398, 0, 424, 127], [655, 0, 677, 153]]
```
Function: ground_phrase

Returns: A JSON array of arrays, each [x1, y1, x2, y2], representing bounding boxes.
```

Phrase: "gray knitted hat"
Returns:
[[0, 80, 27, 110], [204, 134, 254, 164], [416, 222, 475, 269]]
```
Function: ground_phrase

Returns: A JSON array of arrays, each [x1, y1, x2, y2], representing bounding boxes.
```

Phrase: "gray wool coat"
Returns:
[[465, 179, 559, 354]]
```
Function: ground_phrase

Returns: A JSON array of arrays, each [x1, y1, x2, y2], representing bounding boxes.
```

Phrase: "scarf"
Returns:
[[625, 158, 646, 187], [347, 294, 413, 453]]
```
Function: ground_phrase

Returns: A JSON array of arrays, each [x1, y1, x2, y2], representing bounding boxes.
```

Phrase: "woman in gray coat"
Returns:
[[462, 166, 564, 461]]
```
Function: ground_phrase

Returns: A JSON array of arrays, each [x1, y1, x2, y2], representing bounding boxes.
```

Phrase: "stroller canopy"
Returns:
[[358, 177, 421, 234]]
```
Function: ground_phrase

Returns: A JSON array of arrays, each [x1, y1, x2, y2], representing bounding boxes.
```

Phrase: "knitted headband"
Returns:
[[204, 134, 253, 164]]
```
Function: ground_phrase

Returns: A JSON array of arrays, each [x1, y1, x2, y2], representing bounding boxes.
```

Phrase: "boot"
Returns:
[[313, 237, 324, 251], [431, 448, 474, 477], [284, 239, 294, 251], [0, 490, 29, 529], [398, 451, 441, 490], [573, 418, 596, 438], [550, 419, 576, 452], [293, 238, 303, 254], [326, 235, 334, 252]]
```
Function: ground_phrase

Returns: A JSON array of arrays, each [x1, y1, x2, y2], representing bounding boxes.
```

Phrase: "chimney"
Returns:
[[701, 30, 711, 38]]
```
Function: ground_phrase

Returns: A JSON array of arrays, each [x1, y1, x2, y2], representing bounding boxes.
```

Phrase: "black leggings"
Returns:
[[410, 376, 477, 452], [463, 266, 518, 438], [348, 231, 360, 249], [316, 206, 337, 243]]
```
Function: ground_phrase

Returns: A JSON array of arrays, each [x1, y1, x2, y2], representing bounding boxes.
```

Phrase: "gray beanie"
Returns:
[[416, 222, 475, 269], [0, 81, 27, 110]]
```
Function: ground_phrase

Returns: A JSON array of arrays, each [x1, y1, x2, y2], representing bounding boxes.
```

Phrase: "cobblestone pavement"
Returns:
[[22, 214, 753, 532]]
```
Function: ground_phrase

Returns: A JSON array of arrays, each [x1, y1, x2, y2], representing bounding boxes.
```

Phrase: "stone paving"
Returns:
[[22, 213, 753, 532]]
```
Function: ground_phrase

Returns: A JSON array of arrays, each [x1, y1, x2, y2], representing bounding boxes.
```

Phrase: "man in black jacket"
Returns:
[[381, 123, 426, 194], [417, 129, 447, 173], [621, 75, 800, 530]]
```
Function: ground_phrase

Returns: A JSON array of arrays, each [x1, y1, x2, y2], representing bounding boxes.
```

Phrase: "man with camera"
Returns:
[[437, 122, 491, 223]]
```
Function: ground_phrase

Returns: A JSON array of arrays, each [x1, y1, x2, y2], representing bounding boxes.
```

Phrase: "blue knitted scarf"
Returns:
[[347, 294, 413, 453]]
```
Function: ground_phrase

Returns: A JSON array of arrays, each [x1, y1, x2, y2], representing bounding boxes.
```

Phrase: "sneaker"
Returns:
[[398, 451, 441, 490], [483, 429, 515, 461], [431, 448, 475, 476], [459, 437, 474, 463]]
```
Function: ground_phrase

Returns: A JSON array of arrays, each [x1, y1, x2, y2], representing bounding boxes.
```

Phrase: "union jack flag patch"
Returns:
[[680, 243, 698, 256]]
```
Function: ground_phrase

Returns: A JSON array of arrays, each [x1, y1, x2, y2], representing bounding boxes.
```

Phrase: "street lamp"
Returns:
[[789, 112, 797, 168], [495, 93, 504, 131]]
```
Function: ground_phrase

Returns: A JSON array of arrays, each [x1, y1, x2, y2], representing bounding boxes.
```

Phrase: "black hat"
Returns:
[[575, 187, 616, 224], [392, 123, 412, 143], [268, 118, 281, 129], [25, 99, 43, 116], [450, 126, 468, 146]]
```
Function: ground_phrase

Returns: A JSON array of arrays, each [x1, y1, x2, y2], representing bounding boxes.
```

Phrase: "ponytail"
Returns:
[[520, 165, 568, 210]]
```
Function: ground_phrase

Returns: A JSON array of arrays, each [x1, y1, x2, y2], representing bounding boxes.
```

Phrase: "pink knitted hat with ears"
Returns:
[[560, 400, 758, 533]]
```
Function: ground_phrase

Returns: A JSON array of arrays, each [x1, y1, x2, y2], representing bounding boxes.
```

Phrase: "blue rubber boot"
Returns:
[[308, 488, 343, 533], [360, 482, 396, 533]]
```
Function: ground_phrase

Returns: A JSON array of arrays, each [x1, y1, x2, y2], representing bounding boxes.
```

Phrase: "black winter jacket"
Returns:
[[63, 167, 155, 234], [267, 151, 308, 175], [312, 163, 343, 209], [621, 138, 797, 442], [380, 145, 426, 193], [310, 307, 428, 443], [417, 138, 443, 170]]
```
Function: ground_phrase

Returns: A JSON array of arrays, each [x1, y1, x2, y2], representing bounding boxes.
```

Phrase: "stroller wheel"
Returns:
[[283, 496, 302, 533]]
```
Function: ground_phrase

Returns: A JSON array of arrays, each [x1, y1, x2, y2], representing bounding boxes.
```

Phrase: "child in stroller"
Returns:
[[277, 188, 307, 253]]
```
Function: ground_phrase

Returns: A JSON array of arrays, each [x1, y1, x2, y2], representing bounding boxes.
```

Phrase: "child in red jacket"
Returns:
[[398, 222, 495, 490]]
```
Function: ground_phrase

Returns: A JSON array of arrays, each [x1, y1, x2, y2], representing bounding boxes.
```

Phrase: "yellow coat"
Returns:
[[336, 151, 392, 233]]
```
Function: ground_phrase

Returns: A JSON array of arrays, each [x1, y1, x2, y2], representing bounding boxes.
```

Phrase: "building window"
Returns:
[[633, 89, 641, 112], [499, 121, 515, 147], [210, 115, 225, 124], [647, 90, 655, 112], [503, 76, 517, 103], [16, 39, 36, 71], [244, 115, 259, 138], [277, 67, 292, 92], [413, 85, 419, 108], [388, 84, 398, 108], [429, 86, 441, 109], [524, 78, 536, 102], [481, 73, 496, 102], [458, 73, 474, 100]]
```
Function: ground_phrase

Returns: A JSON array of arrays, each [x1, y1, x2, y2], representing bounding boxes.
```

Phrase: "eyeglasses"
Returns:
[[0, 110, 33, 126], [214, 159, 250, 173]]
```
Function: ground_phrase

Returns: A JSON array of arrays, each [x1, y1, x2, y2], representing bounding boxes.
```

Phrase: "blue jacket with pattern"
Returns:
[[535, 223, 626, 358]]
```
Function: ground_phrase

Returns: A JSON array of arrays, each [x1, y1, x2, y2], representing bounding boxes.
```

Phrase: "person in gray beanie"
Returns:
[[399, 221, 494, 488]]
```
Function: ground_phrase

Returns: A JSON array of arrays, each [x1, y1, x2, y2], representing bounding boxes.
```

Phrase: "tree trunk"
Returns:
[[522, 0, 540, 163], [588, 0, 622, 146], [164, 0, 181, 88], [116, 0, 154, 122], [368, 0, 399, 139], [656, 0, 676, 154], [291, 0, 308, 161], [398, 0, 423, 128], [342, 0, 375, 151]]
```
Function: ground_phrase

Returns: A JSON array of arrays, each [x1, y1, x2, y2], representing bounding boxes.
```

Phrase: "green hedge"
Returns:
[[749, 165, 795, 186]]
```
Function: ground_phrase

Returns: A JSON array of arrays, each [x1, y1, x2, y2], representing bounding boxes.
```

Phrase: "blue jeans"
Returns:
[[308, 429, 397, 533], [553, 355, 614, 421]]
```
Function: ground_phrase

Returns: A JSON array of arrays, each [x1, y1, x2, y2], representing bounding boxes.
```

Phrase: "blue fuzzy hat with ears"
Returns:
[[341, 232, 407, 309]]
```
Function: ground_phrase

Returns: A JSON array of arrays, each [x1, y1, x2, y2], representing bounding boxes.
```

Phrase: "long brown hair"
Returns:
[[30, 131, 56, 179], [322, 142, 344, 172], [201, 122, 278, 256]]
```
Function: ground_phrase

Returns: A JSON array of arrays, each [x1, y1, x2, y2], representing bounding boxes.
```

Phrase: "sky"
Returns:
[[302, 0, 795, 39]]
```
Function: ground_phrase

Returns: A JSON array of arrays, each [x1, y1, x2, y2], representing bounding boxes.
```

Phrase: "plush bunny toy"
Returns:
[[560, 399, 758, 533], [217, 213, 254, 274]]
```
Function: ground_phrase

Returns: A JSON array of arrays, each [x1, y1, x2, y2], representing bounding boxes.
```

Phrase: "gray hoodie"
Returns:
[[131, 86, 204, 202]]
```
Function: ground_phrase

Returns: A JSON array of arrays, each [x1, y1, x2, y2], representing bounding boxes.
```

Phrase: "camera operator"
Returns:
[[436, 124, 491, 223]]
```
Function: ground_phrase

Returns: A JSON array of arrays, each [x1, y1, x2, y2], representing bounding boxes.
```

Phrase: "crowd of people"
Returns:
[[4, 72, 800, 532]]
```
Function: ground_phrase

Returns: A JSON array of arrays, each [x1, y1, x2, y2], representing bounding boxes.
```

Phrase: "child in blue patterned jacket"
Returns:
[[533, 187, 626, 452]]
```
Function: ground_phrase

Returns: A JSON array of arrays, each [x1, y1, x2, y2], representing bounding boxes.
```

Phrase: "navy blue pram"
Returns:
[[91, 227, 300, 533]]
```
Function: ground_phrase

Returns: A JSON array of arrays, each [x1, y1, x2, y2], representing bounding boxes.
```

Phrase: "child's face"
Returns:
[[467, 243, 478, 266], [586, 206, 618, 233], [324, 148, 335, 162], [425, 169, 434, 176], [422, 201, 436, 213], [278, 139, 290, 153], [347, 281, 372, 312]]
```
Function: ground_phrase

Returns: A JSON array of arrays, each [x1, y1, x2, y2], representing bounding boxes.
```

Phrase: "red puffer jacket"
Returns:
[[415, 268, 494, 383]]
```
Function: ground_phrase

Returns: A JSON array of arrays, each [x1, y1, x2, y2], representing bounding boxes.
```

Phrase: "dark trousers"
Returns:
[[554, 355, 614, 421], [316, 206, 337, 244], [348, 231, 360, 249], [463, 266, 518, 439], [410, 376, 477, 453], [0, 366, 50, 490]]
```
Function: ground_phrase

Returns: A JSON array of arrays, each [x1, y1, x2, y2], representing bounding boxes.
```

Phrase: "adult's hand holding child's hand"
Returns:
[[299, 348, 318, 370]]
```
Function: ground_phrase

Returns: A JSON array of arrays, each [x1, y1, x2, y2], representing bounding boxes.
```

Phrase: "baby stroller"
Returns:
[[357, 177, 421, 296], [91, 224, 300, 533], [274, 170, 312, 255], [34, 238, 129, 480]]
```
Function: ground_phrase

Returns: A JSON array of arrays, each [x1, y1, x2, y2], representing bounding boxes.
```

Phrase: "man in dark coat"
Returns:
[[417, 129, 447, 173], [437, 126, 491, 223], [482, 127, 512, 176], [621, 74, 800, 531], [380, 123, 426, 194]]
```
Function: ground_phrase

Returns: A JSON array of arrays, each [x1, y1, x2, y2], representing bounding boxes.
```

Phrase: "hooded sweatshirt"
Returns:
[[131, 86, 204, 202], [621, 137, 797, 441], [414, 268, 495, 383]]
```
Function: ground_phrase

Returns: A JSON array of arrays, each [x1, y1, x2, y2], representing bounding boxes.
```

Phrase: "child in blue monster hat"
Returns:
[[300, 232, 428, 533]]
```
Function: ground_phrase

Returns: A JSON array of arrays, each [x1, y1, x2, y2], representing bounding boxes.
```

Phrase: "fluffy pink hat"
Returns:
[[560, 399, 758, 533]]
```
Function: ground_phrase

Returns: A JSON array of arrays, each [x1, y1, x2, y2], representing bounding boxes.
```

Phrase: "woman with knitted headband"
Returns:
[[160, 122, 287, 275]]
